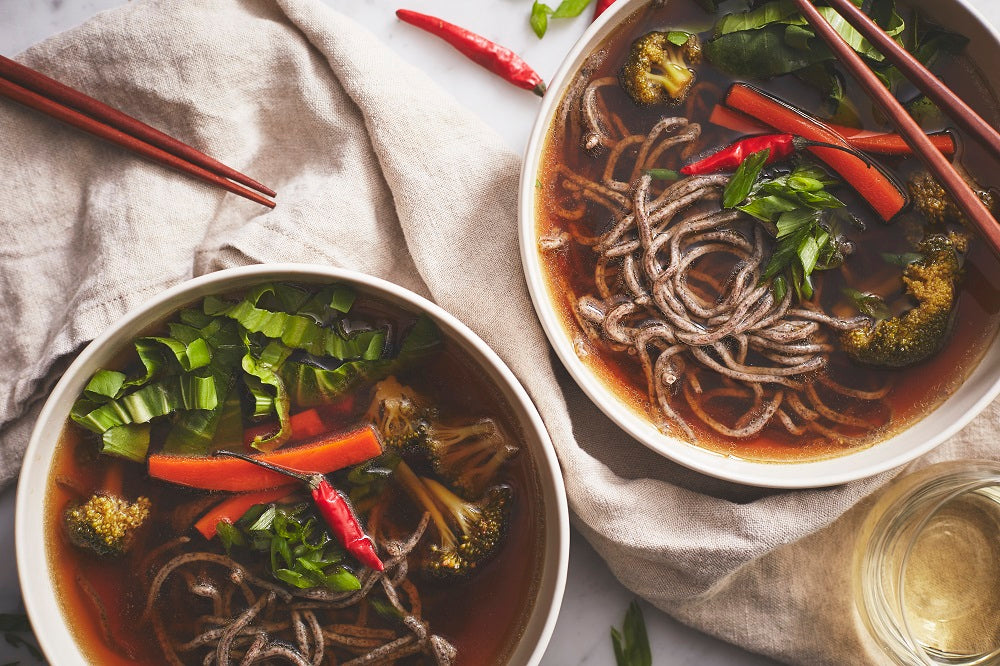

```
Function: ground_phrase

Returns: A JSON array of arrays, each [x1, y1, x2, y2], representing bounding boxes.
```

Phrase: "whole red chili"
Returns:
[[681, 134, 797, 175], [681, 133, 869, 175], [594, 0, 617, 19], [214, 451, 384, 572], [396, 9, 546, 97]]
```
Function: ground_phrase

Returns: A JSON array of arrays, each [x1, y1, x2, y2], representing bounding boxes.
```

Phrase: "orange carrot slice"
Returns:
[[723, 84, 909, 221], [148, 425, 382, 491], [243, 408, 327, 447], [847, 130, 955, 155], [193, 486, 296, 539]]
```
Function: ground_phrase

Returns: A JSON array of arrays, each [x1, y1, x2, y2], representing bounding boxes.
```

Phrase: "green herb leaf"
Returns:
[[228, 503, 361, 592], [611, 600, 652, 666], [530, 0, 592, 38], [723, 148, 770, 208], [530, 2, 551, 38], [844, 288, 891, 319], [551, 0, 592, 19], [730, 157, 845, 302]]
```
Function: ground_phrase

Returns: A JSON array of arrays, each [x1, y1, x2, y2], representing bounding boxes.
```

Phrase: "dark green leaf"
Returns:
[[844, 288, 891, 319], [723, 148, 770, 208], [611, 600, 651, 666], [738, 195, 799, 222], [370, 598, 405, 621], [705, 25, 831, 78]]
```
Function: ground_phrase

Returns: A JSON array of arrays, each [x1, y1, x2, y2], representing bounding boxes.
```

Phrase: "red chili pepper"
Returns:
[[681, 134, 798, 175], [594, 0, 617, 19], [214, 451, 384, 572], [680, 133, 871, 175], [396, 9, 546, 97]]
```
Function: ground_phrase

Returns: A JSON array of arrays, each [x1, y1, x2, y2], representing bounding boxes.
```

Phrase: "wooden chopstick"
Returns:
[[821, 0, 1000, 162], [792, 0, 1000, 260], [0, 55, 275, 209]]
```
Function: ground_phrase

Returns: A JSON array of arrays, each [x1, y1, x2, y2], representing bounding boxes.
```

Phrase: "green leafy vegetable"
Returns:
[[530, 0, 593, 38], [611, 600, 652, 666], [722, 148, 770, 208], [220, 503, 361, 592], [844, 288, 891, 320], [71, 282, 433, 462], [726, 158, 848, 301], [702, 0, 972, 112]]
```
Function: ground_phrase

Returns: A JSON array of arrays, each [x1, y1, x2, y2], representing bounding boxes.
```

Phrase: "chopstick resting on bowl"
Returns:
[[0, 55, 276, 209], [790, 0, 1000, 259]]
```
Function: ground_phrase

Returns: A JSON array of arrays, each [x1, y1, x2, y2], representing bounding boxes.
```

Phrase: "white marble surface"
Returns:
[[2, 0, 999, 664]]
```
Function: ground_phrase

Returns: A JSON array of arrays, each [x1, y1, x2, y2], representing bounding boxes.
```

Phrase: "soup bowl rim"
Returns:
[[517, 0, 1000, 488], [15, 263, 569, 665]]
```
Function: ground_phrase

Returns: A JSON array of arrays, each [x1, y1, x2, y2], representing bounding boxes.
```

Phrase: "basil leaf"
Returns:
[[551, 0, 592, 19], [723, 148, 770, 208], [530, 2, 551, 38], [705, 25, 831, 78]]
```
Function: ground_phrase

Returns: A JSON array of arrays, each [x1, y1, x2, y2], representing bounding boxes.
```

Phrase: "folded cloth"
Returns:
[[2, 1, 997, 664]]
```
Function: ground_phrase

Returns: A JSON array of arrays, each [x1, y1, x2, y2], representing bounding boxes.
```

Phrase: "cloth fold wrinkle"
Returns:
[[3, 1, 998, 664]]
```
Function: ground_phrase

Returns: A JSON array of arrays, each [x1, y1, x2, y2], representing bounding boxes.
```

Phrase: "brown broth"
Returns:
[[45, 291, 544, 665], [535, 0, 1000, 461]]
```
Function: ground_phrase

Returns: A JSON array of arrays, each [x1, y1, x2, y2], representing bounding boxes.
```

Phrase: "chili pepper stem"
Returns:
[[213, 450, 314, 484], [532, 81, 547, 98]]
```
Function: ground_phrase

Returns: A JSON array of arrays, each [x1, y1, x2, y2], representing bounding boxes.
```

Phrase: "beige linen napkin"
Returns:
[[2, 1, 996, 663]]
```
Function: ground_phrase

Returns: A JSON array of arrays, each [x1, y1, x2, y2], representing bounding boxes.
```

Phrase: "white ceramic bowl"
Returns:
[[519, 0, 1000, 488], [16, 264, 569, 664]]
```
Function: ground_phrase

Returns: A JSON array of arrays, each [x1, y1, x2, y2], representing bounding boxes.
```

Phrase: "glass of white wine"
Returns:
[[855, 460, 1000, 666]]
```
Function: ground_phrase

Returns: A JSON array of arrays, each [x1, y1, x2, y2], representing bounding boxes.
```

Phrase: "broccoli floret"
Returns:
[[364, 377, 432, 449], [908, 169, 996, 226], [423, 418, 518, 499], [621, 31, 702, 106], [393, 461, 510, 579], [64, 493, 151, 557], [842, 233, 967, 368]]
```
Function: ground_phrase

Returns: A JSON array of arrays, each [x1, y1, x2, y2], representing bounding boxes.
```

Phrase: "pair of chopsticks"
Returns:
[[0, 55, 276, 209], [791, 0, 1000, 258]]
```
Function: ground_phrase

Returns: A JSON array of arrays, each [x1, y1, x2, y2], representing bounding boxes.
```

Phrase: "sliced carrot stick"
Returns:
[[709, 103, 956, 156], [149, 425, 383, 491], [847, 130, 955, 155], [724, 84, 908, 221], [243, 408, 327, 447], [193, 486, 296, 539], [709, 104, 770, 134]]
